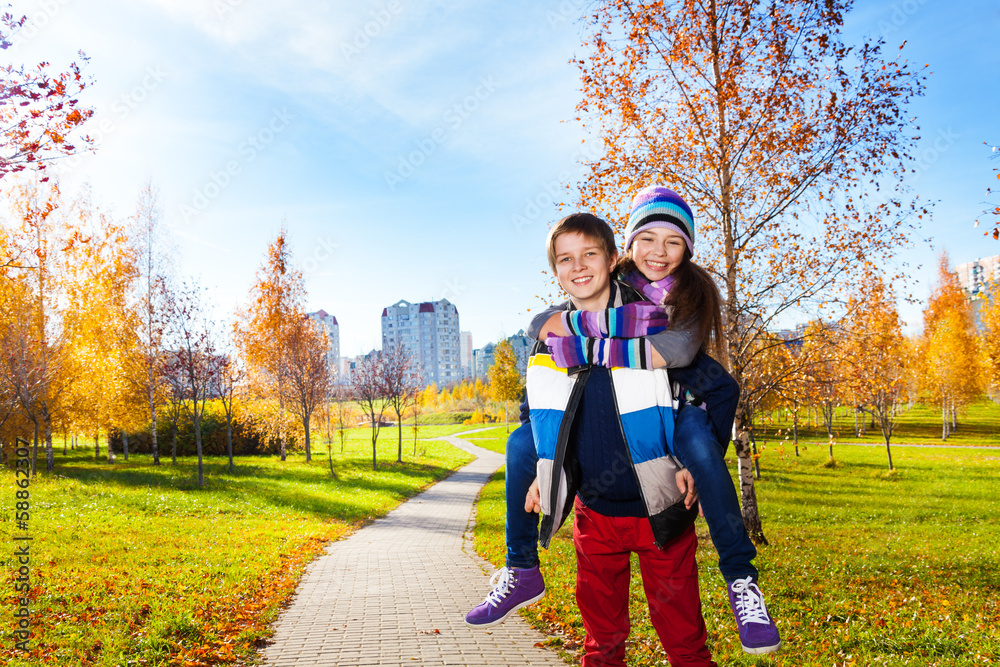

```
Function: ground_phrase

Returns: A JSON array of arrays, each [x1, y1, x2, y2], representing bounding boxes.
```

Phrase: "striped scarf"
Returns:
[[623, 270, 675, 307]]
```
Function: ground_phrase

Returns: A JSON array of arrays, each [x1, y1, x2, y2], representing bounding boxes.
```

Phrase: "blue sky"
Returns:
[[6, 0, 999, 356]]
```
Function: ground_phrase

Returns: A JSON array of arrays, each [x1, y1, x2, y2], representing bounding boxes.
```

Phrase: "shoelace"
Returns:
[[730, 576, 773, 625], [483, 568, 516, 608]]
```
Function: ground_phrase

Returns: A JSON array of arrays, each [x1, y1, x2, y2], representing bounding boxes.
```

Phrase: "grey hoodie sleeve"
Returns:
[[528, 300, 701, 369], [527, 301, 572, 340], [647, 317, 701, 368]]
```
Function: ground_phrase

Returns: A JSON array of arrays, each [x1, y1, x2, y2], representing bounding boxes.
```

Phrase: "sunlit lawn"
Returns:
[[473, 428, 1000, 666], [0, 424, 474, 666], [459, 425, 512, 455], [754, 399, 1000, 448]]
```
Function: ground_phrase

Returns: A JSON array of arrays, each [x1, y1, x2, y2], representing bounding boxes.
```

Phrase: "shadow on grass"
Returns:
[[48, 454, 457, 523]]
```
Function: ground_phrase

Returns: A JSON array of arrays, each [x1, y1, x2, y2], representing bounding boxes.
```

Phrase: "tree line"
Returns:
[[0, 177, 532, 481]]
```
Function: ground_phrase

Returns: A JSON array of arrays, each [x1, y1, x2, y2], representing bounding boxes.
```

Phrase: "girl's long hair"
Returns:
[[615, 252, 728, 365]]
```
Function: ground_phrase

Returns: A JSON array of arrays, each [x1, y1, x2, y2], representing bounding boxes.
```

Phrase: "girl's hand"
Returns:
[[675, 468, 698, 509], [561, 302, 669, 339], [525, 478, 541, 513]]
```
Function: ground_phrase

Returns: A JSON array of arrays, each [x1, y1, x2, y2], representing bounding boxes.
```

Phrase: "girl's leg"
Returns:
[[465, 422, 545, 628], [573, 499, 631, 667], [672, 404, 756, 580], [505, 422, 540, 568], [673, 404, 781, 654]]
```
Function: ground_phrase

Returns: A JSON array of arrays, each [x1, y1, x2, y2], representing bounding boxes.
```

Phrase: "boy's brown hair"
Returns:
[[546, 212, 618, 272]]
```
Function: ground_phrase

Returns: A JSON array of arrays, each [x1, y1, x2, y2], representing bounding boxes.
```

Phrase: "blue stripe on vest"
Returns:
[[530, 408, 563, 460]]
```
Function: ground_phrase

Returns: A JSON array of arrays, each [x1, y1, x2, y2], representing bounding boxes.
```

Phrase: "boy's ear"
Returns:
[[608, 251, 619, 269]]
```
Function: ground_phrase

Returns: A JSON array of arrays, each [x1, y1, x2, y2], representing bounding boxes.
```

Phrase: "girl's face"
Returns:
[[630, 226, 687, 281]]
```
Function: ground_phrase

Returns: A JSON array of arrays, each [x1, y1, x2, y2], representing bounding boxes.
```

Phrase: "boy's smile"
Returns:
[[553, 231, 617, 311]]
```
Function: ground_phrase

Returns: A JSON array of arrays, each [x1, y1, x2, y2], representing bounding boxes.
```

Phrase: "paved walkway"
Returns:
[[261, 430, 567, 667]]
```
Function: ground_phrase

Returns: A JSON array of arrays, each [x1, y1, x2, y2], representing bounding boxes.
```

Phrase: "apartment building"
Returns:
[[381, 298, 462, 386], [956, 254, 1000, 296], [306, 309, 340, 372]]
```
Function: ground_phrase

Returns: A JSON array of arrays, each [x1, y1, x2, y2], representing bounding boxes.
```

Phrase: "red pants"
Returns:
[[573, 498, 716, 667]]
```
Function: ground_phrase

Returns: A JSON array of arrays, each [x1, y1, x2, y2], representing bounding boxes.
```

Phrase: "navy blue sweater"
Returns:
[[569, 366, 645, 517]]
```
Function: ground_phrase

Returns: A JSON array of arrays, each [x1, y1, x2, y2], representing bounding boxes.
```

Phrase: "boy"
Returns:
[[495, 212, 716, 666]]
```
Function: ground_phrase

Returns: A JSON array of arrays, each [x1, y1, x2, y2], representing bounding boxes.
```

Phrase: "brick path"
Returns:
[[261, 430, 567, 666]]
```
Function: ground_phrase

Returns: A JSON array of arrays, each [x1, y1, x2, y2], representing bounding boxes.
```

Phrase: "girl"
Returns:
[[465, 186, 780, 656]]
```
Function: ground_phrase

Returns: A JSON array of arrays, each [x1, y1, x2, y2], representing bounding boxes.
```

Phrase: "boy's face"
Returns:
[[552, 231, 618, 311]]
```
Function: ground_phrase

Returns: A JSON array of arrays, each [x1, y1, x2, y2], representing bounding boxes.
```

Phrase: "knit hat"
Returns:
[[624, 186, 695, 252]]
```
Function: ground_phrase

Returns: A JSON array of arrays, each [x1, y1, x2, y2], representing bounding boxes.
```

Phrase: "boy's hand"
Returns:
[[525, 478, 541, 513], [675, 468, 698, 509], [561, 302, 668, 339]]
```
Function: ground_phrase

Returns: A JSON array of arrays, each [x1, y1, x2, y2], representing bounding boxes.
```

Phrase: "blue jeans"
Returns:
[[505, 423, 540, 569], [673, 403, 757, 581]]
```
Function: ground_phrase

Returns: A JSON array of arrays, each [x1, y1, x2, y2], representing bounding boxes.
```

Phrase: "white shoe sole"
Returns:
[[464, 590, 546, 629], [741, 640, 781, 655]]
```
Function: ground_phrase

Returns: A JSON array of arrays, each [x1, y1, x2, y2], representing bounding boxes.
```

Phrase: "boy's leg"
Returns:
[[634, 525, 717, 667], [673, 404, 757, 580], [573, 499, 631, 667], [505, 422, 540, 569], [465, 423, 545, 628], [673, 405, 781, 654]]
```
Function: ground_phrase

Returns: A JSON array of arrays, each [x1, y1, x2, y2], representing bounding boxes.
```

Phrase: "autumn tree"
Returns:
[[488, 339, 523, 433], [234, 229, 305, 461], [383, 342, 419, 463], [121, 181, 172, 465], [212, 349, 245, 473], [4, 178, 68, 473], [574, 0, 925, 542], [166, 282, 219, 487], [975, 144, 999, 240], [0, 12, 93, 180], [62, 190, 137, 464], [284, 313, 332, 462], [353, 352, 388, 471], [841, 277, 908, 469], [919, 254, 983, 439], [980, 279, 1000, 399], [332, 383, 356, 454]]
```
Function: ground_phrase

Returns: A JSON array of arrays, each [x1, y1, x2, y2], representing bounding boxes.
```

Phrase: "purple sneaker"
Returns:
[[464, 565, 545, 628], [728, 576, 781, 654]]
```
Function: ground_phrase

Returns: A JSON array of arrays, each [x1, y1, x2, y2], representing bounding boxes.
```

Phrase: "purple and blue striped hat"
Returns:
[[624, 185, 695, 253]]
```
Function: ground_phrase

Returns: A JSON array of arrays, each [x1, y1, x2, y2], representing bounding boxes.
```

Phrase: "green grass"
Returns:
[[459, 425, 512, 455], [1, 424, 474, 666], [755, 399, 1000, 448], [472, 440, 1000, 666]]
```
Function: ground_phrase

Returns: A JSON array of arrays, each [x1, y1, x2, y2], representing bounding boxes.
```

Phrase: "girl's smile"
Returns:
[[631, 227, 687, 279]]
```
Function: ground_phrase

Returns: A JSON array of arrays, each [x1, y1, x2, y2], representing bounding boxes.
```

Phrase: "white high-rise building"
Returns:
[[307, 309, 340, 373], [459, 331, 473, 379], [381, 298, 462, 386], [956, 254, 1000, 296]]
